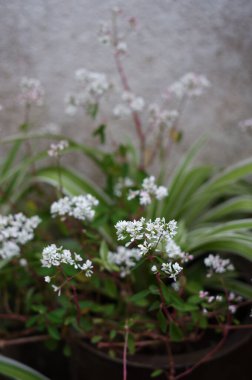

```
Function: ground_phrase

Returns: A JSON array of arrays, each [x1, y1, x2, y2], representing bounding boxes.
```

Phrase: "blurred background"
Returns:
[[0, 0, 252, 174]]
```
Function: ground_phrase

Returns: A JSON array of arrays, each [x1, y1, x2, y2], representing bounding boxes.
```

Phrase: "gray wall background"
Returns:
[[0, 0, 252, 177]]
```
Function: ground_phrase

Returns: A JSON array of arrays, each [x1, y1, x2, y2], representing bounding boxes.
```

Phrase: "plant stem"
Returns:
[[56, 157, 63, 198], [123, 322, 129, 380], [174, 327, 228, 380], [0, 313, 27, 322], [71, 285, 81, 326], [111, 12, 146, 169], [0, 335, 49, 349], [155, 274, 175, 379]]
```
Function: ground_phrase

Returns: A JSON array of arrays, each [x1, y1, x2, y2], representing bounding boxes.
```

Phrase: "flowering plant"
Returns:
[[1, 8, 252, 380]]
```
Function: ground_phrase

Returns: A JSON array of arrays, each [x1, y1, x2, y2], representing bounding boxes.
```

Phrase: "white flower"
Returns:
[[169, 73, 210, 98], [115, 217, 177, 256], [116, 41, 127, 54], [80, 259, 94, 277], [228, 305, 237, 314], [44, 276, 51, 283], [165, 239, 192, 263], [48, 140, 69, 157], [19, 258, 28, 267], [41, 244, 93, 275], [128, 176, 168, 206], [19, 77, 44, 106], [114, 177, 134, 197], [161, 262, 182, 280], [98, 21, 111, 45], [122, 91, 145, 112], [52, 285, 61, 296], [0, 213, 41, 260], [151, 265, 158, 274], [148, 104, 179, 129], [171, 281, 180, 292], [199, 290, 209, 299], [0, 241, 20, 260], [204, 254, 234, 277], [50, 194, 99, 221], [113, 104, 131, 118], [65, 69, 111, 116], [108, 246, 141, 277], [238, 118, 252, 132]]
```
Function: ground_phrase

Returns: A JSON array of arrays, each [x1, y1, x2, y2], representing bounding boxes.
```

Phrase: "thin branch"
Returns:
[[0, 335, 49, 349]]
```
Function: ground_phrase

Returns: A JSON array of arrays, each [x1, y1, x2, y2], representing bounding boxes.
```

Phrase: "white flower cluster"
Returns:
[[108, 246, 141, 277], [151, 262, 182, 281], [199, 291, 223, 303], [19, 77, 44, 106], [98, 21, 111, 45], [48, 140, 69, 157], [128, 176, 168, 205], [148, 104, 178, 129], [42, 244, 93, 295], [228, 292, 243, 314], [115, 217, 177, 256], [50, 194, 99, 221], [238, 118, 252, 132], [169, 73, 210, 98], [204, 254, 234, 277], [65, 69, 111, 115], [41, 244, 93, 274], [114, 177, 134, 197], [113, 91, 145, 117], [98, 18, 128, 55], [165, 239, 193, 263], [0, 213, 41, 260]]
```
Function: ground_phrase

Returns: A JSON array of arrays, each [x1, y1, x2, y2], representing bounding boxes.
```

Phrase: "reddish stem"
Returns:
[[175, 327, 229, 380], [0, 335, 49, 349], [114, 51, 146, 169], [0, 313, 27, 322], [71, 285, 81, 325], [123, 323, 129, 380]]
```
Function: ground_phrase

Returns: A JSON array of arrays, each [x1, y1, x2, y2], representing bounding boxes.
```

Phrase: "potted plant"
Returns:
[[1, 7, 252, 380]]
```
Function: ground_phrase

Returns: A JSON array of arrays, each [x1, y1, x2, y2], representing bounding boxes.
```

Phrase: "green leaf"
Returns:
[[207, 278, 252, 299], [151, 369, 163, 378], [91, 335, 102, 344], [169, 322, 184, 342], [0, 354, 49, 380], [128, 334, 136, 355], [87, 103, 99, 119], [198, 196, 252, 223], [157, 310, 167, 333], [0, 140, 21, 177], [188, 234, 252, 261], [34, 166, 112, 206], [129, 289, 150, 304], [162, 137, 206, 218], [47, 308, 65, 324], [93, 124, 107, 144], [181, 157, 252, 224], [48, 326, 61, 340], [103, 279, 118, 299]]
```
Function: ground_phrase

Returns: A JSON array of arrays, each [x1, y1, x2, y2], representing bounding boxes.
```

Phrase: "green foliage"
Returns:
[[0, 355, 49, 380]]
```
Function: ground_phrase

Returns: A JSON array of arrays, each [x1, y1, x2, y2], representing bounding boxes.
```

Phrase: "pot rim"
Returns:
[[71, 322, 252, 370]]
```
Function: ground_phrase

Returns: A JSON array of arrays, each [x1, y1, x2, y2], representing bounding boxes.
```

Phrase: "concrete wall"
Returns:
[[0, 0, 252, 176]]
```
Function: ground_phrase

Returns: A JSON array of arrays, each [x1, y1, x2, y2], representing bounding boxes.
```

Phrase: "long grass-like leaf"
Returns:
[[197, 196, 252, 223], [0, 354, 49, 380], [188, 234, 252, 261], [34, 166, 112, 206], [162, 137, 206, 217]]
